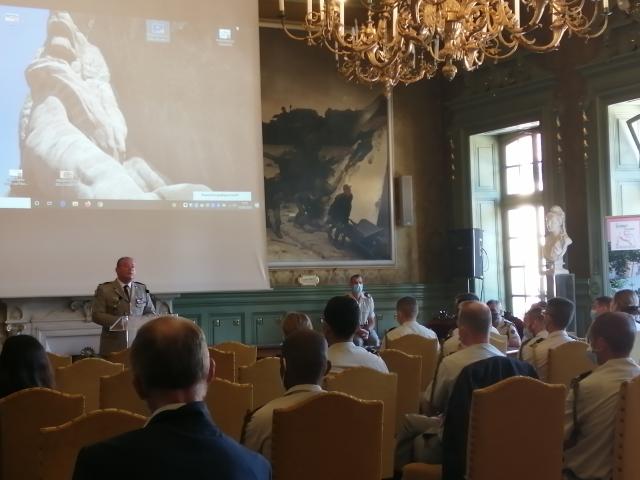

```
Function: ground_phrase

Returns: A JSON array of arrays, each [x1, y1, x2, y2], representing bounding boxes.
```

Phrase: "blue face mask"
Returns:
[[352, 284, 363, 295], [586, 345, 598, 365]]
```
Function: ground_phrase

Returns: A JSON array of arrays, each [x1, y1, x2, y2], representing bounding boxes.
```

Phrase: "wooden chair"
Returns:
[[46, 352, 72, 372], [325, 367, 397, 479], [0, 388, 84, 480], [614, 375, 640, 480], [466, 377, 565, 479], [56, 358, 124, 412], [547, 341, 595, 387], [214, 341, 257, 370], [238, 357, 285, 408], [100, 369, 149, 416], [205, 378, 253, 442], [271, 392, 383, 480], [489, 334, 508, 354], [386, 335, 439, 391], [104, 348, 130, 368], [209, 347, 236, 382], [39, 409, 146, 480], [380, 349, 422, 432]]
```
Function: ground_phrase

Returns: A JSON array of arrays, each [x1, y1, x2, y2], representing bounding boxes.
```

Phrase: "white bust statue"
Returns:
[[542, 205, 573, 275]]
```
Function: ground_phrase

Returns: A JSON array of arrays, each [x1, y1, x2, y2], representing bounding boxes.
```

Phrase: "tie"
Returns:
[[123, 285, 130, 301]]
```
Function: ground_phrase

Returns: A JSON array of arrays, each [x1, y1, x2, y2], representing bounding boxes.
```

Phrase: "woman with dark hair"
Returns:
[[0, 335, 54, 398]]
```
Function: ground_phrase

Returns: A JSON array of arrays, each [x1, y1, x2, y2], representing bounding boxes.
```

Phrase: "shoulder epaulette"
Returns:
[[530, 338, 545, 348], [364, 292, 371, 298]]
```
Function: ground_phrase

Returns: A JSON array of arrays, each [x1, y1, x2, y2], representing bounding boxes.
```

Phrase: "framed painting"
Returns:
[[260, 26, 395, 267]]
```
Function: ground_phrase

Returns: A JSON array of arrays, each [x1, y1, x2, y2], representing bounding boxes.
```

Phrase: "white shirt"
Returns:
[[442, 326, 502, 357], [243, 384, 324, 461], [424, 343, 505, 412], [381, 320, 439, 350], [529, 329, 574, 381], [327, 341, 389, 374], [519, 330, 548, 363], [349, 293, 375, 327], [564, 357, 640, 479]]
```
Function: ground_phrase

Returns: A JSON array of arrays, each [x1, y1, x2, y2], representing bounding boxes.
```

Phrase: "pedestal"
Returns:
[[545, 272, 576, 330]]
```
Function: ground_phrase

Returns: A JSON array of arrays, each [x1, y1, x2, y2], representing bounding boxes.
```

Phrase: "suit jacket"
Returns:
[[73, 402, 271, 480], [92, 280, 156, 354], [441, 356, 538, 480]]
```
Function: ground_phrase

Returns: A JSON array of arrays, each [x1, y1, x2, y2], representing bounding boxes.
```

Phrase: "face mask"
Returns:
[[352, 284, 363, 295], [586, 345, 598, 365]]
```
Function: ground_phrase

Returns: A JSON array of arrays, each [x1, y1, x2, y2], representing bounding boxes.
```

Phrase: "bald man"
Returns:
[[73, 316, 270, 480], [243, 330, 329, 461], [564, 312, 640, 480], [395, 301, 505, 469]]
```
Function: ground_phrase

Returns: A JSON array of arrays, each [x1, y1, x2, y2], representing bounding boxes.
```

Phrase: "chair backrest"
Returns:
[[379, 349, 422, 432], [46, 352, 72, 373], [614, 375, 640, 480], [0, 388, 84, 480], [489, 334, 508, 353], [208, 347, 237, 382], [205, 378, 253, 442], [99, 369, 149, 416], [238, 357, 285, 408], [325, 367, 397, 479], [385, 335, 439, 391], [271, 392, 383, 480], [39, 409, 146, 480], [104, 348, 130, 368], [547, 341, 595, 386], [214, 341, 257, 369], [56, 358, 124, 412], [466, 377, 565, 480]]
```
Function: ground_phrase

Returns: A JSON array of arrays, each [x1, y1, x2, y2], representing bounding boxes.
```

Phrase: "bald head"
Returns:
[[590, 312, 637, 361], [131, 316, 209, 394], [458, 301, 492, 346], [281, 329, 328, 390]]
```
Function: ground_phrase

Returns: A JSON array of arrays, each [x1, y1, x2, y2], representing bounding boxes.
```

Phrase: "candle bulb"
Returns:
[[392, 6, 398, 37], [514, 0, 520, 25], [602, 0, 609, 11], [339, 0, 345, 32], [279, 0, 285, 14], [307, 0, 312, 14], [320, 0, 325, 20], [551, 0, 559, 24]]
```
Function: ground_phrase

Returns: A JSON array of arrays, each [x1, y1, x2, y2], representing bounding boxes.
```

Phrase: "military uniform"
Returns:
[[526, 329, 574, 381], [564, 357, 640, 479], [518, 330, 548, 362], [92, 280, 156, 355], [494, 317, 521, 348]]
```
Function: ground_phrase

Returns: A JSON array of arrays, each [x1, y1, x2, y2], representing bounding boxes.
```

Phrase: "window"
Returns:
[[470, 126, 545, 317], [609, 99, 640, 216]]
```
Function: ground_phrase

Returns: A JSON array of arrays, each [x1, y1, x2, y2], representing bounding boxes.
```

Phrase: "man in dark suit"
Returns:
[[73, 315, 271, 480]]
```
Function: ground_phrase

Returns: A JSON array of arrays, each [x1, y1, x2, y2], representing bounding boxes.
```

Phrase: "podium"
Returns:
[[109, 315, 157, 347]]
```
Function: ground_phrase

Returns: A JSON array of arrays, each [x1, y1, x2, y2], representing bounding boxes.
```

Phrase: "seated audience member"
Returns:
[[527, 297, 575, 381], [564, 312, 640, 480], [611, 289, 640, 326], [380, 296, 438, 350], [243, 330, 328, 460], [73, 316, 270, 480], [281, 311, 313, 339], [487, 299, 521, 348], [591, 296, 612, 317], [395, 301, 504, 468], [519, 305, 548, 362], [323, 296, 388, 374], [442, 297, 503, 356], [0, 335, 54, 398], [521, 301, 547, 342]]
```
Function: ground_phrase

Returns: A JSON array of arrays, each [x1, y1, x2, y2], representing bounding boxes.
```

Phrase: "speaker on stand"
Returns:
[[447, 228, 484, 293]]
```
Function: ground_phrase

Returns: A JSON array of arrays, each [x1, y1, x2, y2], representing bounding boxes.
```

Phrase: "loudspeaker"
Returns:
[[395, 176, 415, 226], [448, 228, 484, 279]]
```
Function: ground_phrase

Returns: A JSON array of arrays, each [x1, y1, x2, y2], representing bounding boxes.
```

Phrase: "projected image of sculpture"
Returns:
[[13, 11, 210, 200], [261, 28, 392, 265]]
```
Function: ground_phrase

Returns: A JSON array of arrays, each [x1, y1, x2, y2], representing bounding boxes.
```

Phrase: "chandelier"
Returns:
[[279, 0, 610, 94]]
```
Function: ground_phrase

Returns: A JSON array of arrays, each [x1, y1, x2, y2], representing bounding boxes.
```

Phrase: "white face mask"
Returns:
[[586, 345, 598, 365], [352, 284, 363, 295]]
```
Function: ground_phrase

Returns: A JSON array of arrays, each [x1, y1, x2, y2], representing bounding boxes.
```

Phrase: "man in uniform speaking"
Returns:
[[92, 257, 156, 355]]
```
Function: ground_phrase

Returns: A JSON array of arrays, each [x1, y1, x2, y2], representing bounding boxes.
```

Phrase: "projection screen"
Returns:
[[0, 0, 270, 297]]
